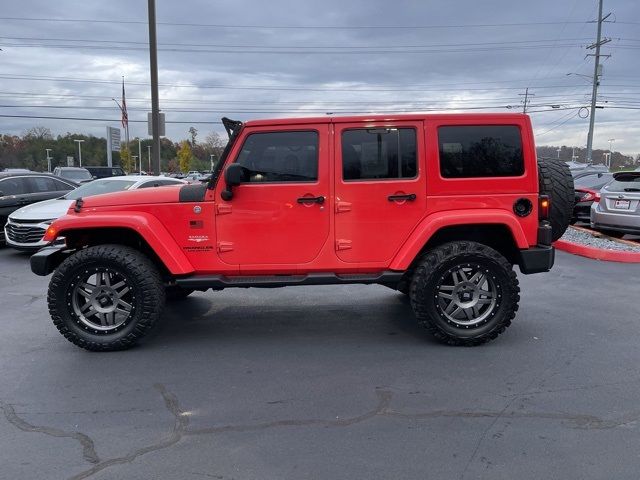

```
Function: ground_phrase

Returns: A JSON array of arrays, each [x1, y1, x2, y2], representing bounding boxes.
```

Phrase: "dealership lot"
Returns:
[[1, 247, 639, 480]]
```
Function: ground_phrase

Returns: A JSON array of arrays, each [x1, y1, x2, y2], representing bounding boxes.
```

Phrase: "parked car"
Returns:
[[5, 175, 186, 251], [591, 171, 640, 237], [572, 171, 613, 223], [53, 166, 93, 183], [566, 161, 609, 174], [0, 172, 78, 244], [84, 166, 126, 179]]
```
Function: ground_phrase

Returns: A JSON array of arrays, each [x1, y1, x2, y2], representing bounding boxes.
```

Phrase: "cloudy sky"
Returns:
[[1, 0, 639, 156]]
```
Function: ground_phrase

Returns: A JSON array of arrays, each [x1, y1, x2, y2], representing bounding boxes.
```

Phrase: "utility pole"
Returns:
[[45, 148, 52, 172], [148, 0, 161, 176], [585, 0, 611, 163], [519, 88, 535, 113]]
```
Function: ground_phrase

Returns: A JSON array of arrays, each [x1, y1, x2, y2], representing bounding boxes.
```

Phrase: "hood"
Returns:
[[9, 198, 73, 221], [78, 184, 183, 209]]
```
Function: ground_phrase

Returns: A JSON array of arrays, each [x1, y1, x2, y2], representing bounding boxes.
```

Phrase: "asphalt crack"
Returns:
[[3, 383, 638, 480], [0, 401, 100, 464]]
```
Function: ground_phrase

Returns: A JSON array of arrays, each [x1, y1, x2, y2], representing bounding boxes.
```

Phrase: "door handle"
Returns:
[[387, 193, 416, 202], [297, 196, 325, 205]]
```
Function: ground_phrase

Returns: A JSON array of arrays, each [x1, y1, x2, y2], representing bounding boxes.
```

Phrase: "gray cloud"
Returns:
[[1, 0, 638, 155]]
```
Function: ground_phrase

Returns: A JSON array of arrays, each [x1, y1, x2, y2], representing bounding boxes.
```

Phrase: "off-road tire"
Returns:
[[166, 286, 194, 301], [48, 244, 165, 351], [537, 157, 574, 241], [410, 241, 520, 346]]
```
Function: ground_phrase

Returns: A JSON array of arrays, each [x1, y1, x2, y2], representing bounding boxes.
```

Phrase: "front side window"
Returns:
[[438, 125, 524, 178], [29, 176, 59, 192], [236, 131, 318, 183], [342, 128, 417, 181]]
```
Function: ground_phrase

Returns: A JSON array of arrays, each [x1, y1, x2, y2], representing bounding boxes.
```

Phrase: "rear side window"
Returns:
[[0, 177, 30, 196], [342, 128, 417, 181], [438, 125, 524, 178], [606, 174, 640, 192], [236, 131, 318, 183], [29, 176, 60, 192]]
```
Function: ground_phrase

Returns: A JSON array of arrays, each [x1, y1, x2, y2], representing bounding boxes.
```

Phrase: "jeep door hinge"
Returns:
[[216, 204, 232, 215], [335, 239, 352, 251], [335, 201, 352, 213], [217, 241, 234, 253]]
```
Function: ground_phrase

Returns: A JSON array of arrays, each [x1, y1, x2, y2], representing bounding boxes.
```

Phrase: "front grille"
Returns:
[[9, 218, 51, 224], [5, 223, 46, 244]]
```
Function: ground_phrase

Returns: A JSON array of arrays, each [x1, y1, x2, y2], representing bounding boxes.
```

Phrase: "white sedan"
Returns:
[[5, 175, 186, 251]]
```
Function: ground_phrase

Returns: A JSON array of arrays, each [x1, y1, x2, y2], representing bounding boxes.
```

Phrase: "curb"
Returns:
[[554, 239, 640, 263]]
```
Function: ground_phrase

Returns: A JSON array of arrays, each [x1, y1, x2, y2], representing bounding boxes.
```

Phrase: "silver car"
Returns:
[[591, 171, 640, 236], [5, 175, 186, 251]]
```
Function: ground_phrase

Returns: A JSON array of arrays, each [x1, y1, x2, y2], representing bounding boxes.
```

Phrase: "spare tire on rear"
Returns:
[[537, 157, 574, 241]]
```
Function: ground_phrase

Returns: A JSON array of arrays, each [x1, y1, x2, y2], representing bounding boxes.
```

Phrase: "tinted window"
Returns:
[[605, 174, 640, 192], [52, 178, 75, 191], [438, 125, 524, 178], [236, 131, 318, 183], [342, 128, 417, 181], [0, 177, 30, 196], [29, 176, 60, 192]]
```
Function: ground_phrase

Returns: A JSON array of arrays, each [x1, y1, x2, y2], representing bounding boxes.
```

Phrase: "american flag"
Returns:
[[121, 78, 128, 129]]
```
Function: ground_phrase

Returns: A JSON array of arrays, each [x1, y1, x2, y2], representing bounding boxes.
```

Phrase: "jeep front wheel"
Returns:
[[410, 241, 520, 346], [47, 245, 166, 351]]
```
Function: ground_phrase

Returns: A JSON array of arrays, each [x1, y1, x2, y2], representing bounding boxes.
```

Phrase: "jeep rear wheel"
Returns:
[[410, 241, 520, 346], [48, 245, 166, 351]]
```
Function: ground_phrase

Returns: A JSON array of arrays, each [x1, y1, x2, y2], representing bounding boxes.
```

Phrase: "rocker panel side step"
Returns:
[[175, 271, 404, 289]]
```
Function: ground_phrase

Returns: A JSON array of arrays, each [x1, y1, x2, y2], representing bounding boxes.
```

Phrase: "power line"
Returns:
[[0, 17, 596, 29]]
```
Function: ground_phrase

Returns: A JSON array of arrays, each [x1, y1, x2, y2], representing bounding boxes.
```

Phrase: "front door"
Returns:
[[334, 121, 427, 263], [215, 126, 330, 269]]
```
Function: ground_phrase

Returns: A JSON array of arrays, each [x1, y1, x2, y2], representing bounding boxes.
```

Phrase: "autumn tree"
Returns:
[[120, 148, 134, 173], [177, 140, 193, 173]]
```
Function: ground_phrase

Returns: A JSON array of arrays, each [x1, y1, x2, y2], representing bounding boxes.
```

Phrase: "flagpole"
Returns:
[[123, 76, 130, 171]]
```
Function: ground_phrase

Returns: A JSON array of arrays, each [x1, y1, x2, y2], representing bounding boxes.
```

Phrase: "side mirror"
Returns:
[[221, 164, 247, 201]]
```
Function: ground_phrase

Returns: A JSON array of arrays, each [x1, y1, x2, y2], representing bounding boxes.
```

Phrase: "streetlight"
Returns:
[[556, 147, 561, 159], [210, 154, 217, 171], [45, 148, 52, 172], [132, 155, 138, 172], [74, 139, 85, 167], [147, 145, 151, 174], [138, 138, 143, 172]]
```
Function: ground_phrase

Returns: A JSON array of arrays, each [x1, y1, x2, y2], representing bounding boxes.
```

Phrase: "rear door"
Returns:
[[0, 177, 31, 231], [215, 126, 330, 268], [334, 121, 426, 263]]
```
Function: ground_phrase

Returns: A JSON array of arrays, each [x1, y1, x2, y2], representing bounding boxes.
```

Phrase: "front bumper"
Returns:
[[30, 245, 71, 276]]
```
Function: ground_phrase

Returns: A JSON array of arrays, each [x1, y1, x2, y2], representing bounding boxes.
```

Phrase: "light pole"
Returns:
[[132, 155, 138, 172], [138, 139, 143, 173], [608, 138, 615, 169], [210, 154, 215, 171], [74, 139, 85, 167], [147, 145, 151, 174], [45, 148, 52, 172], [556, 147, 561, 159]]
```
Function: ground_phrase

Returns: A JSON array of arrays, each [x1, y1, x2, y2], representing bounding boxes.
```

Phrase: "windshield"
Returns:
[[63, 170, 93, 181], [64, 179, 137, 200]]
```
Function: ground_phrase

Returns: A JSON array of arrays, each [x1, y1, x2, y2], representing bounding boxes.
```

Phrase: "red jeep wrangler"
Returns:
[[32, 114, 573, 351]]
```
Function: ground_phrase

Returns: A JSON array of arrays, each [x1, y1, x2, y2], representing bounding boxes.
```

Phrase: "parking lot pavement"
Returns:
[[1, 247, 640, 480]]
